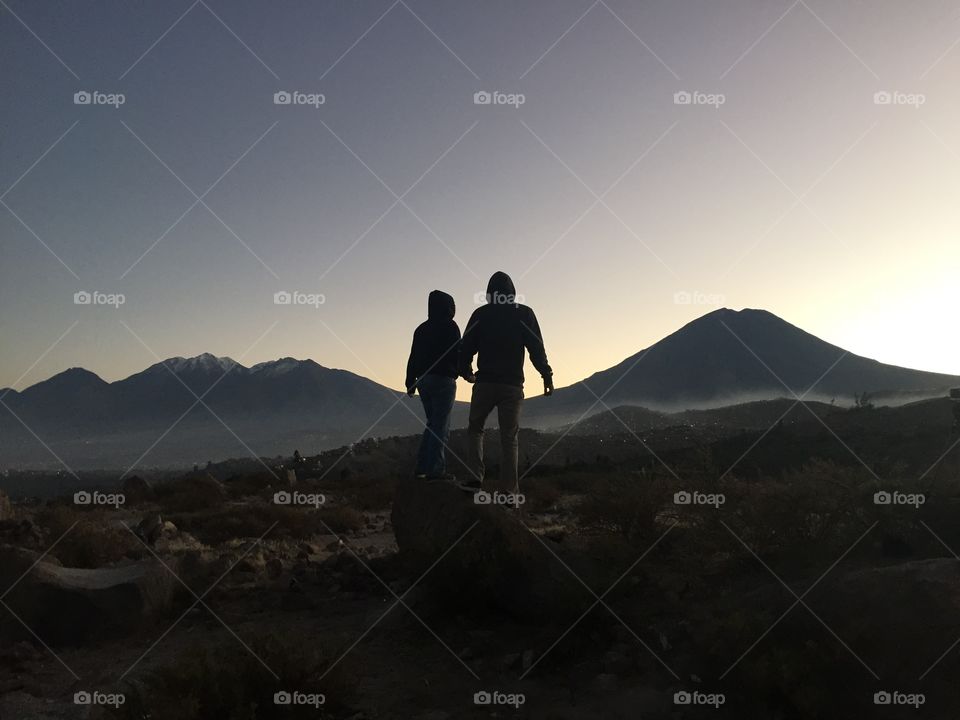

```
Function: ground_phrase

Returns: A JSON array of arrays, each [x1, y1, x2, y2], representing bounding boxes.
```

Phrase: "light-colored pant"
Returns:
[[467, 382, 524, 493]]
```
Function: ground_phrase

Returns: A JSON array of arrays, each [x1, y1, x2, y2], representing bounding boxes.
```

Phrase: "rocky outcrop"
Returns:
[[0, 545, 181, 645], [391, 477, 588, 622]]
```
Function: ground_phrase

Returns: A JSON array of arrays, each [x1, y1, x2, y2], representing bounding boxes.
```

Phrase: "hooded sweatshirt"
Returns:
[[459, 271, 552, 388], [405, 290, 461, 390]]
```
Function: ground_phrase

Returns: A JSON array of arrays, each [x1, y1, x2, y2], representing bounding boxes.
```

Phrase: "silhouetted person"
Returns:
[[406, 290, 461, 481], [459, 271, 553, 495]]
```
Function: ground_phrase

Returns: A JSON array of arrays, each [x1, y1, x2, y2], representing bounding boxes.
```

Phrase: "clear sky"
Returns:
[[3, 0, 960, 400]]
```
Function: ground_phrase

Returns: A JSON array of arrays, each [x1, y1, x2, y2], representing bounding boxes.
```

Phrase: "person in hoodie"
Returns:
[[459, 271, 553, 496], [405, 290, 461, 481]]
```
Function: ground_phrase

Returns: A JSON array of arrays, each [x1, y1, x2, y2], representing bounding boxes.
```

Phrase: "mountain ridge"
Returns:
[[3, 308, 959, 468]]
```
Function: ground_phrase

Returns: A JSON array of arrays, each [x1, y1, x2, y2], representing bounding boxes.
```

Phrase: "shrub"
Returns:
[[155, 475, 226, 513], [34, 505, 141, 568], [170, 504, 319, 546], [113, 631, 354, 719], [316, 506, 364, 535], [574, 472, 674, 544]]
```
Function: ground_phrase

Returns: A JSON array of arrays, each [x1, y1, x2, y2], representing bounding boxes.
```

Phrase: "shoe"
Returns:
[[458, 477, 482, 492], [426, 473, 457, 484]]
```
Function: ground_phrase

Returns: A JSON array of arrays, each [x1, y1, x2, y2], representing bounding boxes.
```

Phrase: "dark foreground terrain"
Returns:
[[2, 396, 960, 718]]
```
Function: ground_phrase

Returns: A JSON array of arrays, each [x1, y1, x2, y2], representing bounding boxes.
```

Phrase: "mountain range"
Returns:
[[2, 308, 958, 469]]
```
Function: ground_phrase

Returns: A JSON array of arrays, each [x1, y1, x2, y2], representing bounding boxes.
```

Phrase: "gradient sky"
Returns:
[[3, 0, 960, 400]]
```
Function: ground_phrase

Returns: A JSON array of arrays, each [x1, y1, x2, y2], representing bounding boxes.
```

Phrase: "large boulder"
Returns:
[[391, 477, 588, 622], [0, 545, 182, 645]]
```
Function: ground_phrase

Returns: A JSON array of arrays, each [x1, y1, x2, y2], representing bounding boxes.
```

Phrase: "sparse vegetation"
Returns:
[[5, 398, 960, 718], [33, 505, 142, 568], [113, 633, 354, 719]]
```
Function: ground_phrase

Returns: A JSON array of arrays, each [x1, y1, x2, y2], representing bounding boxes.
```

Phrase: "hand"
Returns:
[[543, 376, 554, 397]]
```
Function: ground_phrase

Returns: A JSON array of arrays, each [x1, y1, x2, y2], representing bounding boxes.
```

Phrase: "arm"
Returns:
[[405, 327, 421, 393], [521, 307, 553, 380], [458, 309, 480, 380]]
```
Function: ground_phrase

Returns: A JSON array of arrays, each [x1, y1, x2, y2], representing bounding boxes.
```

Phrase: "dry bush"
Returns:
[[700, 460, 874, 574], [324, 474, 394, 512], [574, 472, 676, 544], [169, 501, 365, 546], [34, 505, 141, 568], [222, 472, 277, 499], [171, 504, 319, 546], [316, 505, 364, 535], [154, 475, 226, 513], [522, 478, 563, 512], [113, 631, 354, 719]]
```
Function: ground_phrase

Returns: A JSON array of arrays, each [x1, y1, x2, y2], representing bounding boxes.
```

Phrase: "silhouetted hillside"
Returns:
[[2, 309, 958, 469], [525, 308, 960, 426]]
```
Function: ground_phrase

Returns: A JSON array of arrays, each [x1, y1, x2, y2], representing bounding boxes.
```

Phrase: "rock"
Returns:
[[522, 649, 535, 671], [236, 552, 266, 575], [0, 519, 43, 549], [500, 652, 520, 670], [0, 545, 182, 645], [391, 477, 588, 622], [0, 490, 11, 521], [135, 512, 164, 546], [121, 475, 153, 504], [265, 557, 283, 579]]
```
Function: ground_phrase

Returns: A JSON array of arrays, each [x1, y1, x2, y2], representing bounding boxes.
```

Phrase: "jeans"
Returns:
[[467, 382, 524, 493], [415, 374, 457, 477]]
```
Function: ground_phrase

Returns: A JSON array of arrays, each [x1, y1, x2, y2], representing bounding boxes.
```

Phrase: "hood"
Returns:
[[486, 271, 517, 305], [427, 290, 456, 319]]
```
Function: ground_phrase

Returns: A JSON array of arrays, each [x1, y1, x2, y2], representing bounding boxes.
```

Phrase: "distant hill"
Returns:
[[2, 309, 958, 469], [557, 398, 838, 437], [525, 308, 960, 427], [0, 354, 442, 469]]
